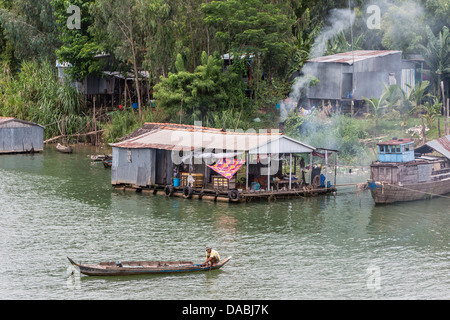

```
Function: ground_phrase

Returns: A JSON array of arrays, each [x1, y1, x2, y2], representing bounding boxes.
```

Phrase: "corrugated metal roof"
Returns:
[[0, 117, 45, 128], [307, 50, 402, 65], [377, 138, 414, 146], [111, 122, 317, 154], [426, 135, 450, 160]]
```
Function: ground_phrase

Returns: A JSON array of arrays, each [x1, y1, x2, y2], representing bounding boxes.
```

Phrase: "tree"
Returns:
[[0, 0, 60, 62], [363, 96, 386, 132], [420, 97, 441, 129], [419, 26, 450, 102], [93, 0, 146, 121], [380, 1, 426, 55], [154, 51, 246, 126], [406, 80, 432, 114], [202, 0, 295, 94], [51, 0, 105, 81]]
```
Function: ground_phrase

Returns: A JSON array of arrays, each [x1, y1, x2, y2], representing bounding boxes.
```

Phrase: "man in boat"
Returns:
[[201, 247, 220, 267]]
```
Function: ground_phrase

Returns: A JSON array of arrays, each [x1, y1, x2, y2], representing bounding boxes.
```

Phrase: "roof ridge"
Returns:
[[143, 122, 282, 135]]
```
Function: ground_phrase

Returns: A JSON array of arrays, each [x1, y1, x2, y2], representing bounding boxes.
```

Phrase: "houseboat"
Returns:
[[110, 122, 338, 202], [368, 136, 450, 204]]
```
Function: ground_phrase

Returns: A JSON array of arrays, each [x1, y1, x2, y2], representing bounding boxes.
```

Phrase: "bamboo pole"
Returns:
[[289, 153, 292, 190], [325, 150, 328, 187], [445, 98, 450, 135], [267, 153, 271, 191], [441, 81, 447, 136], [246, 152, 249, 191]]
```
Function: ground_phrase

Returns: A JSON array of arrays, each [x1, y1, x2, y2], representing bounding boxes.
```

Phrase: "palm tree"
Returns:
[[363, 95, 387, 133], [418, 26, 450, 102], [406, 80, 431, 114], [420, 97, 442, 129]]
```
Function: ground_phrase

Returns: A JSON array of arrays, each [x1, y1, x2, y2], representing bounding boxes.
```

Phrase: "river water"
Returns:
[[0, 145, 448, 300]]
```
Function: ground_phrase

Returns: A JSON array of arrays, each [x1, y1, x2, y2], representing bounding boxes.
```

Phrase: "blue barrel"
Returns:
[[132, 102, 138, 109], [173, 178, 180, 187]]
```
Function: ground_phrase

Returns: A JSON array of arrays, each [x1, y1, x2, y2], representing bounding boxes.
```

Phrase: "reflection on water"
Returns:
[[0, 145, 449, 299]]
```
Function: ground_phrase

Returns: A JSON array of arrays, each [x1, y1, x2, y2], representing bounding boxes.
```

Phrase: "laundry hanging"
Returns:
[[207, 158, 246, 180]]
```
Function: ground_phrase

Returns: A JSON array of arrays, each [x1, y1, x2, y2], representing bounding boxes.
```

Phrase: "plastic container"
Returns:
[[173, 178, 180, 187]]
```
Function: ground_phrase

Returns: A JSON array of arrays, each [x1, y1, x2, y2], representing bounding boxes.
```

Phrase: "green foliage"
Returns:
[[102, 109, 141, 144], [325, 31, 364, 56], [0, 60, 87, 140], [420, 97, 442, 129], [52, 0, 105, 80], [0, 0, 60, 62], [154, 51, 247, 127], [418, 25, 450, 99], [102, 108, 167, 143], [202, 0, 295, 81], [380, 1, 426, 54], [284, 113, 370, 165]]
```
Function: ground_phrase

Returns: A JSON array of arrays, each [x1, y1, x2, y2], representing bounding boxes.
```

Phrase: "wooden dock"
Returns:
[[113, 184, 337, 202]]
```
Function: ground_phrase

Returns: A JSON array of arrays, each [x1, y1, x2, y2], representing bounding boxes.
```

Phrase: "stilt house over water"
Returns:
[[110, 123, 338, 202], [0, 117, 44, 154]]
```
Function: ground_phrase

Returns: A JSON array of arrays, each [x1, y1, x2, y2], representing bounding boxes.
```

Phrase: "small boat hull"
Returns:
[[67, 256, 231, 276], [56, 143, 73, 153]]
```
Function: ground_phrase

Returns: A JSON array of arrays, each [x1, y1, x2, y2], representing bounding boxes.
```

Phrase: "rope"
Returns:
[[384, 183, 450, 200]]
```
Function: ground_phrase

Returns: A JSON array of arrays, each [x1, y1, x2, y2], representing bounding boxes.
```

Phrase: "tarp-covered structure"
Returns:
[[110, 122, 337, 191]]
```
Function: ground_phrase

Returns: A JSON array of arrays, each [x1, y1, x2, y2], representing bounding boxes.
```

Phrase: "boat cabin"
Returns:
[[369, 135, 450, 203], [377, 138, 414, 163]]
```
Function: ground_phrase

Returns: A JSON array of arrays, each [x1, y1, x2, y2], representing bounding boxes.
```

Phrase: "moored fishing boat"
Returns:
[[91, 154, 112, 161], [368, 136, 450, 204], [56, 143, 73, 153], [67, 256, 232, 276]]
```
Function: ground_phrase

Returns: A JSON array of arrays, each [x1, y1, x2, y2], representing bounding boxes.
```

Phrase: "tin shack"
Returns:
[[110, 122, 338, 202], [304, 50, 416, 114], [0, 117, 44, 154]]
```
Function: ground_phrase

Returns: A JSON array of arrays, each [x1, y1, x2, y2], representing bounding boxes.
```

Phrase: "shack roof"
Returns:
[[377, 138, 414, 146], [111, 122, 318, 154], [420, 135, 450, 160], [0, 117, 45, 128], [307, 50, 402, 65]]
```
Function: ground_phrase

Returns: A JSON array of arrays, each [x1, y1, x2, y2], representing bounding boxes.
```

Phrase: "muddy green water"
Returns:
[[0, 146, 449, 299]]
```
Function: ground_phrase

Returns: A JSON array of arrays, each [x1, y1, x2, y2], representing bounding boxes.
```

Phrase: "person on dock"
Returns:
[[202, 247, 220, 267]]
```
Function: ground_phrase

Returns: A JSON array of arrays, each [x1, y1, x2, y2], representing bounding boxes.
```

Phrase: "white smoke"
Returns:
[[279, 8, 356, 121], [310, 8, 356, 58]]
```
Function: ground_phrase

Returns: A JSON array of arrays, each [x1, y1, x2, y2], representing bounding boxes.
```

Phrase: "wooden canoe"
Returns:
[[67, 256, 232, 276], [56, 143, 73, 153]]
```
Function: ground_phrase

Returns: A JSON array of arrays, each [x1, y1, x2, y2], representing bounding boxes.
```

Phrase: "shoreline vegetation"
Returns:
[[0, 1, 449, 166]]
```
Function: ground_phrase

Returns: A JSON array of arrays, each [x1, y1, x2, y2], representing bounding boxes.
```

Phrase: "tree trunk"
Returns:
[[132, 59, 142, 122]]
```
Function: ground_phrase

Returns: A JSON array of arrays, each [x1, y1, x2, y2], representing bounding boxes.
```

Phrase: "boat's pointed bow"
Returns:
[[67, 257, 78, 266]]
